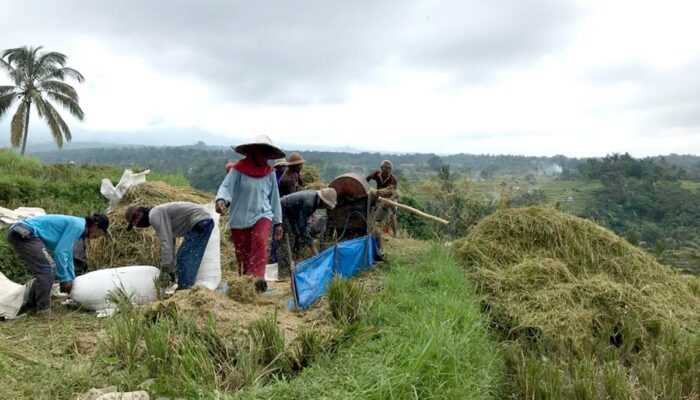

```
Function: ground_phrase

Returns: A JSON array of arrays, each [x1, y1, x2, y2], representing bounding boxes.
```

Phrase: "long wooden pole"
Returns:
[[285, 233, 300, 311], [377, 197, 450, 225]]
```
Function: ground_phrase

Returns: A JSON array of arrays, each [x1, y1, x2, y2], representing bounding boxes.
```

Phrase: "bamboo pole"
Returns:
[[377, 197, 449, 225]]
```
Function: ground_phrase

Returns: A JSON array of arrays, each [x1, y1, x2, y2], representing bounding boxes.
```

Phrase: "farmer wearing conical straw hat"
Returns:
[[277, 188, 337, 279], [279, 152, 305, 197], [215, 135, 285, 293]]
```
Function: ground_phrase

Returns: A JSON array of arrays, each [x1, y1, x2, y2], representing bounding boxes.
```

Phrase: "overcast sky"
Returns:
[[1, 0, 700, 156]]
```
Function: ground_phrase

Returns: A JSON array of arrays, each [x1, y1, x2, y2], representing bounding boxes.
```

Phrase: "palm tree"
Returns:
[[0, 46, 84, 155]]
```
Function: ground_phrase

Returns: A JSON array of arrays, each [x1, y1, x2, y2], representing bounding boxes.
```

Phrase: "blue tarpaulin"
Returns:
[[290, 235, 378, 310]]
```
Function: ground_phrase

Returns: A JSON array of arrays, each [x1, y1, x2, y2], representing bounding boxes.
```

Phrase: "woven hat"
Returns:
[[317, 188, 337, 209], [233, 135, 285, 160], [272, 158, 288, 168], [286, 152, 306, 166]]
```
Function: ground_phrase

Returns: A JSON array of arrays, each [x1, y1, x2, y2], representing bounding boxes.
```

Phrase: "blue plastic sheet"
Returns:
[[290, 235, 378, 310]]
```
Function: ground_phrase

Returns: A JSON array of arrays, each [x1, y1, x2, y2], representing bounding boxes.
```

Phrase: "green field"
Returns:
[[234, 243, 504, 400], [538, 179, 601, 214]]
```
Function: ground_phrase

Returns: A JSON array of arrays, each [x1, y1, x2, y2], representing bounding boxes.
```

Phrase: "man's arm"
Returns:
[[149, 209, 176, 270], [365, 170, 378, 182], [295, 195, 316, 248], [216, 169, 235, 206], [270, 175, 284, 240], [270, 175, 282, 225]]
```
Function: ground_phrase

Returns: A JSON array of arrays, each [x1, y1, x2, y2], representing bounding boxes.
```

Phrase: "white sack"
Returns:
[[71, 266, 160, 311], [265, 263, 279, 282], [0, 206, 46, 228], [0, 271, 28, 320], [100, 169, 150, 213], [193, 203, 221, 290]]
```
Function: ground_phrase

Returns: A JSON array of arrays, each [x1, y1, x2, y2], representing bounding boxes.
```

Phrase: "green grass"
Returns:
[[0, 150, 189, 282], [0, 149, 188, 213], [465, 175, 600, 215], [680, 180, 700, 191], [234, 244, 504, 399], [1, 244, 503, 399], [0, 311, 113, 399]]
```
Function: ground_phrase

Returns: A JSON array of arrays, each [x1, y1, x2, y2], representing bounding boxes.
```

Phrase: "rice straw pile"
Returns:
[[454, 207, 700, 397], [86, 182, 234, 270]]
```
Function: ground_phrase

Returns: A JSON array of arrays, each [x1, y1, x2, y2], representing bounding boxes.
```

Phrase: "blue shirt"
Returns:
[[15, 215, 85, 282], [216, 169, 282, 229]]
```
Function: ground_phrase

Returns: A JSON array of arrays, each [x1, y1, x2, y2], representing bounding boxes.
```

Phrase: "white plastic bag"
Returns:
[[100, 169, 150, 213], [193, 203, 221, 290], [71, 266, 160, 312], [0, 206, 46, 228], [0, 271, 28, 319], [265, 263, 279, 282]]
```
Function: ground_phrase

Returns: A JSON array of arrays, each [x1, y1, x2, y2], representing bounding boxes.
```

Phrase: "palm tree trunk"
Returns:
[[20, 100, 31, 156]]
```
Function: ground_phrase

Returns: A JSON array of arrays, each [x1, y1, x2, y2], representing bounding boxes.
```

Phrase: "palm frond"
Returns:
[[44, 66, 84, 83], [46, 91, 84, 120], [8, 68, 26, 86], [35, 51, 68, 80], [29, 91, 46, 118], [39, 99, 72, 146], [39, 80, 78, 99], [2, 48, 29, 85], [2, 47, 25, 62], [34, 97, 63, 148], [5, 47, 35, 77], [34, 96, 63, 148], [37, 51, 67, 68], [0, 92, 19, 117], [0, 57, 14, 74], [10, 101, 28, 148], [27, 47, 41, 78], [0, 85, 15, 95]]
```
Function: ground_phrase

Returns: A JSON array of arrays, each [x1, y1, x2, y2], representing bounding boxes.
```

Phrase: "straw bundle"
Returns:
[[301, 165, 325, 190]]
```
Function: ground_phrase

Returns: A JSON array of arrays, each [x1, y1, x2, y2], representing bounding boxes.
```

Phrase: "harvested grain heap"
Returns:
[[455, 207, 700, 397], [86, 181, 236, 269], [301, 164, 325, 190]]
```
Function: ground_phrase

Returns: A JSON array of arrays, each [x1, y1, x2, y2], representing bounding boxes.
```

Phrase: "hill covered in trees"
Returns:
[[23, 145, 700, 274], [30, 144, 581, 191]]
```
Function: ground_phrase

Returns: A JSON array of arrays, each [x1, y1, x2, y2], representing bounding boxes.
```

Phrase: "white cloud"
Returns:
[[65, 38, 215, 132], [1, 0, 700, 156]]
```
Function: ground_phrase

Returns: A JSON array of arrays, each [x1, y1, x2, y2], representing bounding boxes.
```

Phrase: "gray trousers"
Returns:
[[7, 225, 57, 311]]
